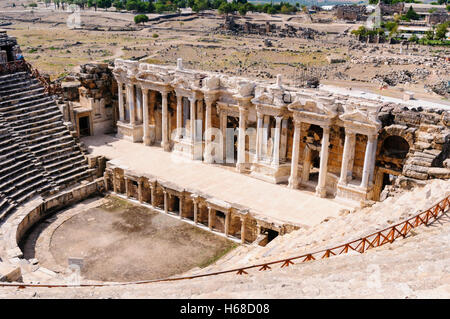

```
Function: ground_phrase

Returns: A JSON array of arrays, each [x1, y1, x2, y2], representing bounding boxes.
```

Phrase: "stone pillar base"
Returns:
[[117, 121, 143, 143], [315, 185, 327, 198], [236, 163, 249, 173], [161, 141, 171, 152], [250, 162, 291, 184], [288, 176, 298, 189], [336, 182, 374, 203]]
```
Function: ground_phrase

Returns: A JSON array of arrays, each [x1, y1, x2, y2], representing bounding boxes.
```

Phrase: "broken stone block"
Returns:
[[428, 168, 450, 179]]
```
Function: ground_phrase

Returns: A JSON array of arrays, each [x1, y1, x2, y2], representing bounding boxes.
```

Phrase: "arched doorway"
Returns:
[[374, 135, 410, 201]]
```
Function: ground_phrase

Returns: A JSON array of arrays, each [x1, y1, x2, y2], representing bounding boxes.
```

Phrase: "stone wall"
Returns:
[[59, 62, 117, 137], [104, 164, 300, 245], [374, 105, 450, 199], [335, 5, 366, 21], [426, 12, 449, 26]]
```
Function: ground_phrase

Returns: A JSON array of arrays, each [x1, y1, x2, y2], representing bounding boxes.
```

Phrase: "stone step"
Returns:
[[0, 95, 52, 113], [29, 135, 73, 152], [8, 109, 62, 127], [33, 139, 75, 156], [0, 87, 45, 103], [2, 100, 58, 120], [44, 154, 85, 171], [13, 114, 62, 131], [0, 82, 41, 97], [0, 91, 48, 108], [0, 78, 38, 93]]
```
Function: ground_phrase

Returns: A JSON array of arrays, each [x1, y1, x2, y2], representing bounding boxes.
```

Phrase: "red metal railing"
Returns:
[[0, 195, 448, 288]]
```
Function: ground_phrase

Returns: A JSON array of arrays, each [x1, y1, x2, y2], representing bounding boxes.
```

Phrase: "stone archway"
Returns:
[[374, 134, 411, 201]]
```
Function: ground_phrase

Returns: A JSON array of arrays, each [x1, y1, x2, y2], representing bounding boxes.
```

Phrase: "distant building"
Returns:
[[336, 5, 366, 22], [426, 12, 449, 26]]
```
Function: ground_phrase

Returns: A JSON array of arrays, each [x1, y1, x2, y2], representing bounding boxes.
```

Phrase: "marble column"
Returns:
[[124, 177, 130, 198], [112, 172, 118, 193], [262, 115, 270, 160], [240, 216, 246, 244], [288, 121, 301, 189], [137, 180, 143, 203], [136, 86, 143, 123], [280, 119, 288, 162], [339, 131, 356, 185], [255, 112, 263, 162], [189, 97, 196, 143], [142, 88, 151, 146], [237, 107, 248, 172], [301, 146, 312, 183], [208, 207, 215, 230], [369, 138, 378, 186], [271, 116, 282, 167], [361, 134, 377, 189], [176, 95, 183, 140], [316, 125, 330, 198], [193, 199, 198, 224], [104, 174, 109, 192], [150, 184, 156, 207], [179, 195, 184, 219], [127, 84, 136, 125], [118, 81, 124, 122], [163, 190, 168, 214], [161, 90, 170, 151], [204, 99, 213, 163], [346, 133, 356, 181], [148, 91, 156, 145], [220, 112, 227, 162], [224, 212, 230, 236]]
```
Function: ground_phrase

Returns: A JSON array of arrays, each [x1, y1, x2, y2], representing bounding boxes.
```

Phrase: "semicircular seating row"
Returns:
[[0, 70, 95, 220]]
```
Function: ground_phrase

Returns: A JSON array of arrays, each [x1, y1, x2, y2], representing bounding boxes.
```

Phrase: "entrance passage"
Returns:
[[79, 116, 91, 137]]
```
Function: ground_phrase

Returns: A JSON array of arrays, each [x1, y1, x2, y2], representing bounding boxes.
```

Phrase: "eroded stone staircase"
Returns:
[[0, 70, 95, 220]]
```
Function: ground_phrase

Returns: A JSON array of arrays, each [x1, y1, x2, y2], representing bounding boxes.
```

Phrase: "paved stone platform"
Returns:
[[82, 134, 354, 227]]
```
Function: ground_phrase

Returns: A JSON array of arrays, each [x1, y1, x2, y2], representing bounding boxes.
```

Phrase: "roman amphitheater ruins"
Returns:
[[0, 28, 449, 298]]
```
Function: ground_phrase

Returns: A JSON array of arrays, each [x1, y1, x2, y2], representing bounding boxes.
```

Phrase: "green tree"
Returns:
[[405, 6, 420, 20], [425, 29, 435, 40], [408, 34, 419, 43], [113, 0, 124, 10], [218, 2, 233, 14], [134, 13, 149, 24], [435, 22, 448, 40]]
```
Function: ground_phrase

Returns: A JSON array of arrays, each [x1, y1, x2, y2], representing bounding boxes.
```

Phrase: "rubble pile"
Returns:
[[428, 80, 450, 98], [373, 68, 431, 86], [351, 55, 444, 66], [216, 16, 324, 39]]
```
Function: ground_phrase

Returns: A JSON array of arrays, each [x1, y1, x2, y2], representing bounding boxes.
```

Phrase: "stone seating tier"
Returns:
[[0, 70, 95, 220]]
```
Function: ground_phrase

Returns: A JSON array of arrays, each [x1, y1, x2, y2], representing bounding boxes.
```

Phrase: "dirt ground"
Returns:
[[21, 196, 237, 282]]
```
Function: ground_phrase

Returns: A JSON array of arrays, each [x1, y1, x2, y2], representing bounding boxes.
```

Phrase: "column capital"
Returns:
[[256, 111, 264, 119], [367, 134, 378, 142], [321, 124, 330, 133], [141, 87, 149, 94], [275, 116, 283, 124], [239, 106, 249, 115], [188, 96, 197, 103]]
